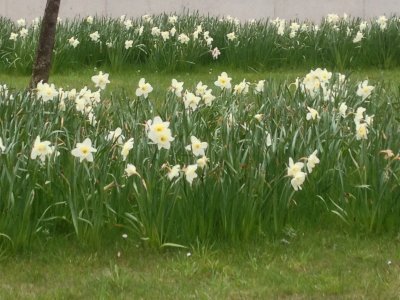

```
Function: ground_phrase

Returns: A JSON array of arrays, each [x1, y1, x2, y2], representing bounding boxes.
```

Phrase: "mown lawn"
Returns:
[[1, 229, 399, 299], [1, 67, 400, 98]]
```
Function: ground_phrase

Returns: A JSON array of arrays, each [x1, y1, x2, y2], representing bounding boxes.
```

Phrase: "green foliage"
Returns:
[[1, 69, 400, 250], [1, 14, 400, 74]]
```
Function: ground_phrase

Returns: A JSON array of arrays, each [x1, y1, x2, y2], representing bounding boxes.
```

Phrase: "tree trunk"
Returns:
[[29, 0, 61, 89]]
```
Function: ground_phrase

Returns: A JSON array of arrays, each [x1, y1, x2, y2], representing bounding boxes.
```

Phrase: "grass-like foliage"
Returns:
[[1, 13, 400, 73], [0, 68, 400, 251]]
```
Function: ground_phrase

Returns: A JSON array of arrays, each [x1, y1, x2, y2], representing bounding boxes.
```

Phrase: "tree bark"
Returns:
[[29, 0, 61, 89]]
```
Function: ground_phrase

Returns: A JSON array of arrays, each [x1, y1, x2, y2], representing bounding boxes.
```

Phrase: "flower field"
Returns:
[[1, 13, 400, 74], [1, 63, 400, 250]]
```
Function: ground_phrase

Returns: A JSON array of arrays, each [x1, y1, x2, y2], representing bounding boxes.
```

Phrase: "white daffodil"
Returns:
[[254, 80, 265, 94], [91, 71, 110, 90], [233, 79, 249, 95], [178, 33, 190, 44], [121, 138, 134, 161], [183, 92, 201, 111], [167, 164, 181, 180], [184, 164, 198, 185], [16, 18, 26, 27], [211, 47, 221, 59], [36, 81, 58, 102], [287, 157, 304, 177], [89, 31, 100, 42], [169, 79, 184, 97], [254, 114, 264, 122], [86, 16, 94, 24], [19, 28, 28, 38], [306, 107, 320, 121], [31, 136, 53, 162], [106, 127, 125, 145], [185, 136, 208, 157], [71, 138, 97, 162], [68, 36, 79, 48], [125, 163, 139, 177], [356, 123, 368, 140], [353, 31, 363, 43], [125, 40, 133, 49], [306, 150, 320, 173], [195, 81, 208, 96], [135, 78, 153, 98], [197, 156, 209, 169], [0, 137, 5, 152], [338, 102, 348, 118], [291, 171, 306, 191], [214, 72, 232, 90], [9, 32, 18, 41], [147, 116, 174, 150], [226, 32, 236, 41], [202, 89, 216, 106], [356, 80, 374, 100]]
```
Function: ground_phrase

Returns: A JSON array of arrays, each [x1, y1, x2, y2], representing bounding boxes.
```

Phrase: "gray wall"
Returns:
[[2, 0, 400, 22]]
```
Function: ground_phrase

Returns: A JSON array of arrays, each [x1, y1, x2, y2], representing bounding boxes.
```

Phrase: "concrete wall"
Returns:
[[2, 0, 400, 22]]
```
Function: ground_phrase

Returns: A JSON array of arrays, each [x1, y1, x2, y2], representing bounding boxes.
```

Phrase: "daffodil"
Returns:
[[135, 78, 153, 98], [31, 136, 53, 162], [211, 47, 221, 59], [183, 92, 201, 111], [195, 82, 208, 96], [36, 81, 59, 102], [291, 171, 306, 191], [214, 72, 232, 90], [178, 33, 190, 44], [86, 16, 94, 24], [226, 32, 236, 41], [147, 116, 174, 150], [68, 36, 79, 48], [356, 80, 374, 100], [287, 158, 304, 177], [202, 90, 216, 106], [306, 150, 320, 173], [167, 164, 181, 180], [71, 138, 97, 162], [356, 123, 368, 140], [233, 79, 249, 95], [91, 71, 110, 90], [169, 79, 184, 97], [353, 31, 363, 43], [185, 136, 208, 157], [168, 15, 178, 24], [19, 28, 28, 38], [106, 127, 125, 145], [197, 156, 209, 169], [16, 18, 26, 27], [338, 103, 348, 118], [254, 114, 264, 122], [254, 80, 265, 94], [121, 138, 134, 161], [306, 107, 320, 121], [184, 164, 198, 185], [125, 164, 139, 177], [89, 31, 100, 42], [125, 40, 133, 49], [0, 137, 5, 152]]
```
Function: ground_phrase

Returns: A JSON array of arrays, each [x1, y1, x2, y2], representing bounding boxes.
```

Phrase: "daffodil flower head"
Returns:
[[185, 136, 208, 157], [31, 136, 53, 162], [71, 138, 97, 162]]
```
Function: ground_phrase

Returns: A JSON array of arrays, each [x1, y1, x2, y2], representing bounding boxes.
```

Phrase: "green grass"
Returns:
[[1, 229, 399, 299], [1, 67, 400, 95]]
